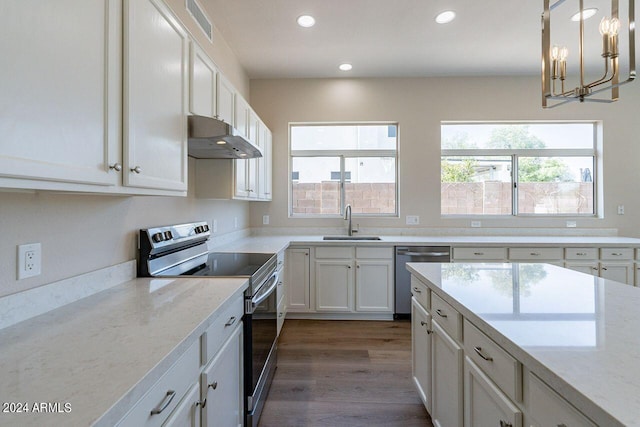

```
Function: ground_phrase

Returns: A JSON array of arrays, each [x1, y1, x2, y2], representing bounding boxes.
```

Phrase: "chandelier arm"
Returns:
[[586, 58, 613, 88]]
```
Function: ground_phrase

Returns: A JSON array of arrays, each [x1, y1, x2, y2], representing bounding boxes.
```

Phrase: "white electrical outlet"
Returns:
[[17, 243, 42, 280], [566, 220, 577, 228], [263, 215, 270, 225], [212, 219, 218, 233], [617, 205, 625, 215], [406, 215, 420, 225], [471, 221, 481, 228]]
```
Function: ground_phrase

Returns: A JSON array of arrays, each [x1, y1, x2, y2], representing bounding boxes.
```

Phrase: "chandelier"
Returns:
[[542, 0, 636, 108]]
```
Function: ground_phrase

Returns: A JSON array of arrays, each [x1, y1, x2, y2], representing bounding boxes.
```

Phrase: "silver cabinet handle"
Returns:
[[131, 166, 142, 174], [196, 398, 207, 408], [473, 346, 493, 362], [348, 265, 351, 269], [109, 163, 122, 171], [412, 287, 422, 294], [150, 390, 176, 415], [474, 252, 484, 256], [500, 421, 513, 427], [419, 321, 432, 334], [602, 267, 608, 271], [208, 381, 218, 390], [591, 266, 599, 271], [224, 316, 236, 327], [435, 309, 447, 318], [576, 252, 587, 256], [279, 312, 284, 317], [611, 253, 623, 256], [530, 252, 540, 256]]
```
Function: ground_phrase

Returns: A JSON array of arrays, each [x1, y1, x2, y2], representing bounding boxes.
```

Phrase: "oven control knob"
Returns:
[[203, 224, 209, 232], [164, 231, 173, 240], [194, 226, 203, 234], [152, 232, 164, 243]]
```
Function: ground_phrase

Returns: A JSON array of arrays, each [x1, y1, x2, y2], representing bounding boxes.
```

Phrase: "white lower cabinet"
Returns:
[[431, 320, 463, 427], [286, 248, 311, 312], [527, 373, 596, 427], [411, 297, 432, 413], [599, 262, 633, 285], [464, 357, 522, 427], [201, 322, 243, 427], [117, 340, 200, 427], [315, 260, 353, 312], [163, 383, 202, 427]]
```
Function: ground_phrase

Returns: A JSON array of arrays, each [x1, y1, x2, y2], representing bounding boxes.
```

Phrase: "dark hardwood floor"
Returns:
[[258, 319, 433, 427]]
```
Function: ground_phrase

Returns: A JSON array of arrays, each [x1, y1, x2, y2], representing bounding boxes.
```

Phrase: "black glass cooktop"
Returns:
[[184, 252, 274, 277]]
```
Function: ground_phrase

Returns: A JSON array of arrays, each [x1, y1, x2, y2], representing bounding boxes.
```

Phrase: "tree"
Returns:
[[441, 158, 477, 182], [487, 125, 545, 150]]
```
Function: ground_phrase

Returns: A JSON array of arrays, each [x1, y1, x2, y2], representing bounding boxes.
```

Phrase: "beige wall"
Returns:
[[249, 76, 640, 236], [0, 2, 251, 297]]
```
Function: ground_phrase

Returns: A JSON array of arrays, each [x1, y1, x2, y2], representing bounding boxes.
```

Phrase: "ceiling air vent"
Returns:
[[186, 0, 212, 41]]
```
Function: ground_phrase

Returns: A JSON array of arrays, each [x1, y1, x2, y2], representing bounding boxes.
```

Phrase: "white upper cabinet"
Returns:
[[0, 0, 121, 187], [216, 74, 235, 125], [234, 94, 250, 137], [258, 122, 272, 200], [189, 41, 218, 118], [123, 0, 189, 191]]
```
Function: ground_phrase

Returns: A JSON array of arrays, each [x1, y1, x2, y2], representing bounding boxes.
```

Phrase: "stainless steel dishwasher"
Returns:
[[394, 246, 450, 319]]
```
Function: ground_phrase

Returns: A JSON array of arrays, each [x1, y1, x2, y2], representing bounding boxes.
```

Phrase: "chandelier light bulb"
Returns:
[[551, 45, 560, 60], [609, 18, 620, 35], [599, 17, 611, 35], [559, 47, 569, 61]]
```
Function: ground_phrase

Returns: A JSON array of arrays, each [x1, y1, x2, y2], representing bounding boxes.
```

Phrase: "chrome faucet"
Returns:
[[344, 204, 354, 236]]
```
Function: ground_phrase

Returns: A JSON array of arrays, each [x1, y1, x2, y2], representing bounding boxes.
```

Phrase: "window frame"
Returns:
[[441, 121, 599, 218], [289, 122, 399, 218]]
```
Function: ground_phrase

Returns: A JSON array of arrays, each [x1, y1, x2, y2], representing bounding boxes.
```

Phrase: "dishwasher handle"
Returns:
[[397, 250, 450, 257]]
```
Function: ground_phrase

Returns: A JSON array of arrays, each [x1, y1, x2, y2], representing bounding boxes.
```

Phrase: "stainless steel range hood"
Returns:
[[188, 115, 262, 159]]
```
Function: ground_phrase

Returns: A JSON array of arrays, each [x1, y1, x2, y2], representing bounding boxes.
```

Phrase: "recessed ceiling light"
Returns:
[[570, 8, 598, 21], [339, 63, 353, 71], [297, 15, 316, 28], [435, 10, 456, 24]]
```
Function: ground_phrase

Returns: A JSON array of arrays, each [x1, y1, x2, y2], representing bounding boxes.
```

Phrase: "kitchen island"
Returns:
[[407, 262, 640, 427]]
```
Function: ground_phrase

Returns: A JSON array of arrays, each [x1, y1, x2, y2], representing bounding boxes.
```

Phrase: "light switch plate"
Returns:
[[566, 220, 577, 228], [471, 221, 481, 228], [262, 215, 270, 225], [406, 215, 420, 225]]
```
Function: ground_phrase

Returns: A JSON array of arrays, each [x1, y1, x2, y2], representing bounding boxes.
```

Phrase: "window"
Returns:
[[441, 122, 597, 216], [290, 123, 398, 216]]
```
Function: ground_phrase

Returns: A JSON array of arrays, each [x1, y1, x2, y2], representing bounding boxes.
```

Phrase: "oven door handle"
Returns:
[[249, 271, 279, 310]]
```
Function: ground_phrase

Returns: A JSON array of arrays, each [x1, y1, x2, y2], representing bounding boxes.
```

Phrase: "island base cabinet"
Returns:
[[201, 324, 243, 427], [411, 297, 432, 413], [464, 357, 522, 427], [431, 321, 463, 427], [163, 383, 201, 427], [527, 373, 596, 427]]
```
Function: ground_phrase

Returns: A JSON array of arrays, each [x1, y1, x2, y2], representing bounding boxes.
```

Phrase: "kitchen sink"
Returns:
[[322, 236, 382, 241]]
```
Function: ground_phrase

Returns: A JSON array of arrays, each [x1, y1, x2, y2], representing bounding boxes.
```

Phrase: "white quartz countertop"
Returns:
[[212, 234, 640, 253], [0, 276, 248, 427], [407, 262, 640, 427]]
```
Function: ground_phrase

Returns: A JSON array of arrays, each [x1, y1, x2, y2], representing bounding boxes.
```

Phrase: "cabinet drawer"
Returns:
[[117, 340, 199, 427], [431, 292, 461, 341], [564, 247, 598, 260], [600, 247, 633, 260], [202, 295, 244, 365], [453, 247, 506, 261], [315, 246, 353, 259], [355, 246, 393, 259], [463, 320, 522, 402], [528, 373, 596, 427], [162, 382, 201, 427], [508, 247, 562, 261], [411, 276, 430, 310]]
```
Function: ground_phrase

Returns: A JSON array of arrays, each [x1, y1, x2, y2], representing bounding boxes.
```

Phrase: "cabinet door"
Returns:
[[431, 321, 463, 427], [355, 260, 393, 312], [124, 0, 188, 191], [528, 373, 596, 427], [286, 248, 311, 311], [189, 42, 217, 118], [216, 74, 235, 125], [564, 262, 599, 276], [412, 298, 432, 413], [261, 127, 273, 200], [636, 263, 640, 287], [247, 158, 259, 199], [0, 0, 120, 187], [201, 324, 243, 427], [464, 357, 522, 427], [234, 159, 249, 198], [600, 262, 633, 285], [163, 383, 201, 427], [248, 109, 260, 147], [234, 95, 249, 137], [315, 260, 353, 312]]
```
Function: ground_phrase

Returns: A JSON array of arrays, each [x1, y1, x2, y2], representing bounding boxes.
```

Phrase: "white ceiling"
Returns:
[[199, 0, 636, 80]]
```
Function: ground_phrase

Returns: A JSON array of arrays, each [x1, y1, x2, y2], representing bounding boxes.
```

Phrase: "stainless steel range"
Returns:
[[137, 221, 278, 427]]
